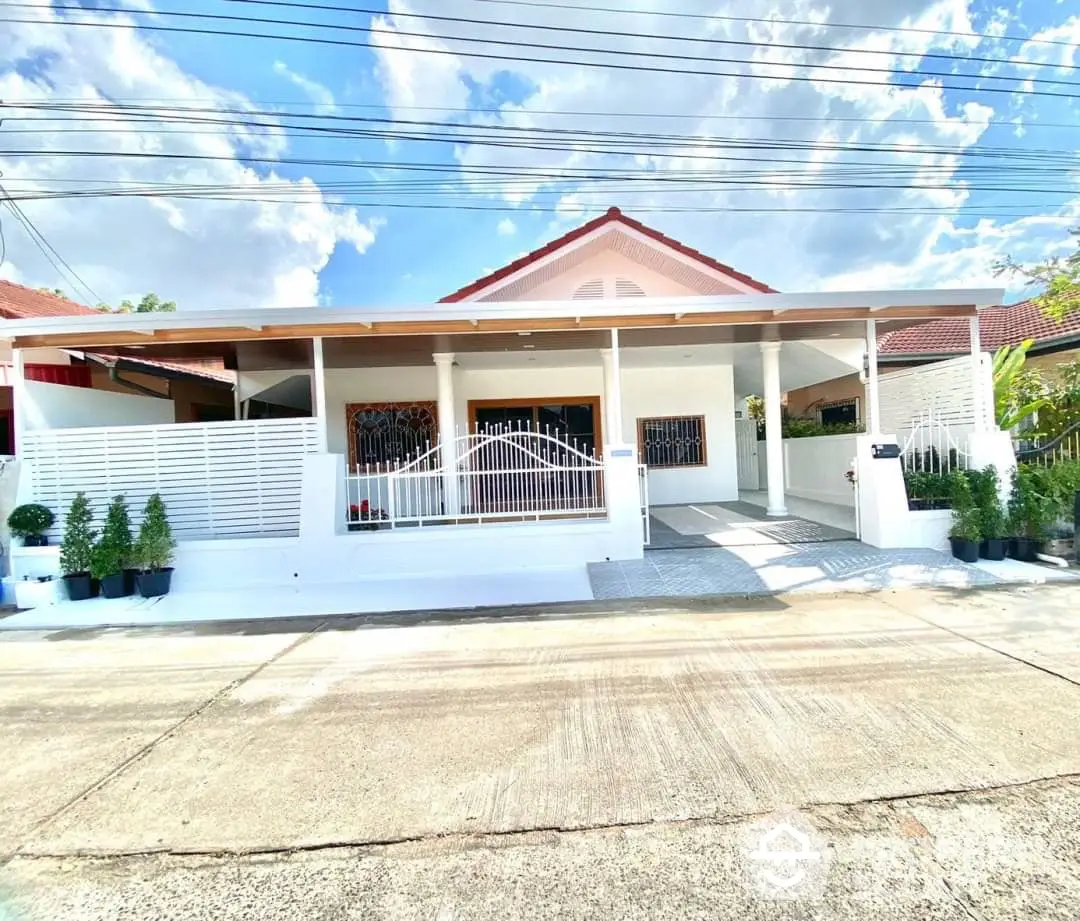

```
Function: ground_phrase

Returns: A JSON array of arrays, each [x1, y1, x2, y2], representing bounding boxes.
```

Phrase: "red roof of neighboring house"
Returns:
[[878, 295, 1080, 357], [0, 280, 233, 384], [0, 280, 100, 318], [439, 206, 776, 302]]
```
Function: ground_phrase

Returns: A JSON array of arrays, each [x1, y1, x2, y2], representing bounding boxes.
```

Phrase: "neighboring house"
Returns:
[[786, 297, 1080, 423], [1, 207, 1003, 611], [0, 281, 236, 452]]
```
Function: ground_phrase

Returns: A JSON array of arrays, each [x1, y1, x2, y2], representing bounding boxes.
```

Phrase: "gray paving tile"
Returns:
[[587, 541, 1003, 601]]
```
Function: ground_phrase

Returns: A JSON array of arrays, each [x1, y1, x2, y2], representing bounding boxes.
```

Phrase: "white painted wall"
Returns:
[[320, 357, 737, 505], [621, 364, 738, 505], [21, 380, 174, 430], [783, 434, 858, 508]]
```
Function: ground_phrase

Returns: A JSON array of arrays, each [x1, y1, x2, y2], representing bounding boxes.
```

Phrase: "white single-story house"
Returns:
[[1, 208, 1012, 612]]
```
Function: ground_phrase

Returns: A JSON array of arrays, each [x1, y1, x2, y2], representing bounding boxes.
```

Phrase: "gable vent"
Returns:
[[572, 278, 606, 300], [615, 277, 646, 298]]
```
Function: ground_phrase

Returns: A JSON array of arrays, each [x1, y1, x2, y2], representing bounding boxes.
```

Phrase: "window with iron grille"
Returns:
[[637, 415, 707, 468], [346, 401, 438, 468]]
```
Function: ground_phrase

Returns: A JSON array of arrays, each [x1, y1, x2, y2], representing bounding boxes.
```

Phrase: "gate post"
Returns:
[[604, 445, 645, 561]]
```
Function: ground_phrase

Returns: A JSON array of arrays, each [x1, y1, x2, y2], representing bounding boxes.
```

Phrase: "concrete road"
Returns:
[[2, 583, 1079, 919]]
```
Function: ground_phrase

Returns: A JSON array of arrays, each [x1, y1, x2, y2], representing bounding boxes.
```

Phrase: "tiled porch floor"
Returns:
[[647, 498, 854, 550]]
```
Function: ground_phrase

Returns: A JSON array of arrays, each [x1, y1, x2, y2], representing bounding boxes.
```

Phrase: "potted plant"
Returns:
[[91, 495, 134, 599], [59, 492, 96, 601], [971, 466, 1008, 561], [1007, 465, 1054, 562], [947, 472, 981, 563], [133, 493, 176, 598], [7, 503, 55, 546]]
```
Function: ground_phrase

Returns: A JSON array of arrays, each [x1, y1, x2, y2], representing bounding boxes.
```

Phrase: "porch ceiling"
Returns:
[[9, 315, 977, 373]]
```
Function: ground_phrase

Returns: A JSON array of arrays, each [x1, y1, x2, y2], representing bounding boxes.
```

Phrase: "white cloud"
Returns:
[[496, 218, 517, 236], [272, 61, 337, 114], [367, 0, 1079, 296], [0, 6, 379, 309]]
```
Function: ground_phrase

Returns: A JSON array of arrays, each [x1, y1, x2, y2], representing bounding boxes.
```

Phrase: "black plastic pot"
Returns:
[[980, 538, 1007, 561], [63, 572, 94, 601], [23, 534, 49, 547], [949, 537, 980, 563], [99, 572, 131, 599], [1008, 537, 1043, 563], [123, 569, 139, 596], [136, 568, 174, 598]]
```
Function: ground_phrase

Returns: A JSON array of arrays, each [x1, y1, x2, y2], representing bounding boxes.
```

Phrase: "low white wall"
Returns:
[[11, 518, 631, 595], [783, 434, 858, 508], [892, 509, 952, 554], [22, 380, 174, 430]]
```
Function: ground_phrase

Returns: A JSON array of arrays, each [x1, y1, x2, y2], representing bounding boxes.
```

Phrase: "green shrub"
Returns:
[[1008, 465, 1056, 539], [781, 418, 865, 439], [59, 493, 96, 576], [90, 495, 133, 580], [133, 493, 176, 572], [7, 503, 54, 538], [948, 472, 982, 541], [969, 466, 1007, 540]]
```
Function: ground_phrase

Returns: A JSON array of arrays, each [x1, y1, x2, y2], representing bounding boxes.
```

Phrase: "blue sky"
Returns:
[[1, 0, 1079, 308]]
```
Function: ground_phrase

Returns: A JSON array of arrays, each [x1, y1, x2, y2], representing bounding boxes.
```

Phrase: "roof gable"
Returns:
[[440, 207, 774, 302]]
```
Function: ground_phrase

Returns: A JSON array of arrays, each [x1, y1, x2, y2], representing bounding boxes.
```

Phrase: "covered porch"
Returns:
[[2, 288, 1001, 611]]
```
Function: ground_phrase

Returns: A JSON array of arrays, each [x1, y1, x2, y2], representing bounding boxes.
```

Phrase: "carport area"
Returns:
[[647, 495, 855, 550]]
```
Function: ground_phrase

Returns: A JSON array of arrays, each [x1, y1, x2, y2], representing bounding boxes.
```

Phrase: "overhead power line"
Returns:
[[465, 0, 1080, 50], [0, 182, 101, 304], [221, 0, 1079, 74], [4, 7, 1079, 101]]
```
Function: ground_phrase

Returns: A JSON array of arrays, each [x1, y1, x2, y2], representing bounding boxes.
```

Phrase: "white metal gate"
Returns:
[[734, 418, 760, 491]]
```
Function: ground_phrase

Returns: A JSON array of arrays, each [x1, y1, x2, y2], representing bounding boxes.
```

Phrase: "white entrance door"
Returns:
[[735, 418, 760, 491]]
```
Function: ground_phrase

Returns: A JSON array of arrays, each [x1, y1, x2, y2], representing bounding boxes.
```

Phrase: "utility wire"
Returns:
[[0, 182, 101, 303], [465, 0, 1080, 50], [4, 9, 1079, 100], [219, 0, 1079, 74]]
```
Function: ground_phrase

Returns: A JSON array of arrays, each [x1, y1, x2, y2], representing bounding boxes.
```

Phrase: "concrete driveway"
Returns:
[[2, 583, 1080, 918]]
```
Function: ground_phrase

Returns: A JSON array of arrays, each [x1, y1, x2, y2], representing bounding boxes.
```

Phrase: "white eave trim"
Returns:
[[0, 288, 1005, 339]]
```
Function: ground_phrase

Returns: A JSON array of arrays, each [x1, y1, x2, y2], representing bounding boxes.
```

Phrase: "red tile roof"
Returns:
[[439, 206, 776, 302], [878, 295, 1080, 357], [0, 280, 100, 318], [0, 279, 232, 384]]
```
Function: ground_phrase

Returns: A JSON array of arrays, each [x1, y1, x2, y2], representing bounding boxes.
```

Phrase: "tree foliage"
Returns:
[[996, 229, 1080, 321], [96, 293, 177, 313], [90, 495, 134, 580], [993, 339, 1047, 430]]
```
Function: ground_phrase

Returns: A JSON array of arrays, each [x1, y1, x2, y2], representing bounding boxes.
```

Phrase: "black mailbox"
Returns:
[[871, 443, 901, 459]]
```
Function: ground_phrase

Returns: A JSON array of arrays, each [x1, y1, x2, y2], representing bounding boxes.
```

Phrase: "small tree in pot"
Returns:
[[947, 472, 982, 563], [59, 493, 96, 600], [7, 503, 55, 546], [91, 495, 134, 599], [133, 493, 176, 598], [971, 466, 1008, 561], [1007, 465, 1055, 561]]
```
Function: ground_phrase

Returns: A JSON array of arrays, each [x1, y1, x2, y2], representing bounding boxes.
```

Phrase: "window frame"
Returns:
[[345, 401, 439, 469], [816, 398, 860, 427], [636, 414, 708, 470]]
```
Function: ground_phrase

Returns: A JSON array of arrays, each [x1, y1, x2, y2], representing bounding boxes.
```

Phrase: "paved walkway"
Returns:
[[592, 541, 1009, 598]]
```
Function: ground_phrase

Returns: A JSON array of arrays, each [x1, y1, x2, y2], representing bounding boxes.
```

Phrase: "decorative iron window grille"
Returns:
[[637, 415, 707, 468], [346, 401, 438, 468]]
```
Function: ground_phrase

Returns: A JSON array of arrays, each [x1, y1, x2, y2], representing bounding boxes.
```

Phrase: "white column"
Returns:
[[433, 352, 459, 515], [970, 315, 986, 432], [609, 328, 625, 444], [311, 336, 328, 452], [760, 341, 787, 516], [233, 385, 243, 421], [599, 348, 616, 447], [866, 318, 881, 435], [11, 348, 26, 456]]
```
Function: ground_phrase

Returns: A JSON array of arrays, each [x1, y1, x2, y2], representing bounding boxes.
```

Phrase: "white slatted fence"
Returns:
[[23, 418, 320, 540]]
